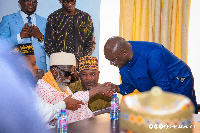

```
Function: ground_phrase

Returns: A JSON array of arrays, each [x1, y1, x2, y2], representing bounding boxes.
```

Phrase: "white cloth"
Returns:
[[32, 91, 66, 124], [35, 79, 93, 128]]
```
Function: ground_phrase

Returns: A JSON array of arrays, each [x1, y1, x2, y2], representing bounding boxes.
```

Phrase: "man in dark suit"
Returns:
[[0, 0, 47, 71]]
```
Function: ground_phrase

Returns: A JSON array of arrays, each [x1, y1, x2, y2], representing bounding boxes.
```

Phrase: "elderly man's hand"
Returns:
[[63, 95, 84, 111]]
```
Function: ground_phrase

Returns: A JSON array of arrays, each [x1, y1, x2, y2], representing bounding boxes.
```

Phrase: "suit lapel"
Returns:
[[35, 14, 41, 29], [14, 11, 25, 32]]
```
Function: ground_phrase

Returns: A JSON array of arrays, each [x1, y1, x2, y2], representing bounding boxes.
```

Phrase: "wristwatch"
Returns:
[[38, 34, 44, 43]]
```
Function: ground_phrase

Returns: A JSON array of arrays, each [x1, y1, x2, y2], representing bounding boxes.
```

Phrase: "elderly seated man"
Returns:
[[10, 44, 85, 129], [35, 52, 113, 128], [68, 56, 113, 112]]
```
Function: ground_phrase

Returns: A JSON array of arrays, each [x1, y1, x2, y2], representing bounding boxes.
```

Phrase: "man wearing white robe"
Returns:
[[34, 52, 113, 128]]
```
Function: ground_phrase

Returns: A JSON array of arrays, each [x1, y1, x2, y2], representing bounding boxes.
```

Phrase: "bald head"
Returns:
[[104, 36, 127, 54], [104, 36, 133, 68]]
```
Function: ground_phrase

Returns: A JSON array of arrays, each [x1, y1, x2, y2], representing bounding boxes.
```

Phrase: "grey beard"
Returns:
[[56, 79, 67, 92], [59, 84, 68, 92]]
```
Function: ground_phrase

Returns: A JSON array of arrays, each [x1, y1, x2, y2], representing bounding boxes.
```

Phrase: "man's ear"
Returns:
[[51, 67, 58, 77], [122, 49, 128, 56], [18, 1, 22, 8]]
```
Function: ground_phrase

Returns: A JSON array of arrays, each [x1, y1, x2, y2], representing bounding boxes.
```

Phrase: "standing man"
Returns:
[[45, 0, 96, 62], [104, 36, 198, 114], [0, 0, 47, 72]]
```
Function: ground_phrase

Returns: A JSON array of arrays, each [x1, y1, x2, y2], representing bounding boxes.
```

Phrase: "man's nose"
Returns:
[[110, 61, 115, 65], [36, 65, 39, 71], [86, 75, 92, 80], [66, 75, 71, 80]]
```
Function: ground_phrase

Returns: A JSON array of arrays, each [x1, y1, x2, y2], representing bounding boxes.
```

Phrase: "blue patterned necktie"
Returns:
[[27, 16, 32, 26], [27, 16, 32, 41]]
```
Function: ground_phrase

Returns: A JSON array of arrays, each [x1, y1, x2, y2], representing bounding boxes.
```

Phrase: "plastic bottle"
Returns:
[[57, 109, 68, 133], [110, 93, 119, 119]]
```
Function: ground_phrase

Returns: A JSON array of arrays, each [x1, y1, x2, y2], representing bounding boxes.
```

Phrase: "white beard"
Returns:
[[58, 83, 68, 92], [56, 79, 68, 92], [55, 73, 70, 92]]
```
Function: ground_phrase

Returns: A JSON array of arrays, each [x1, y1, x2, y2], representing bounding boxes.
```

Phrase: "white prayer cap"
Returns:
[[49, 52, 76, 67]]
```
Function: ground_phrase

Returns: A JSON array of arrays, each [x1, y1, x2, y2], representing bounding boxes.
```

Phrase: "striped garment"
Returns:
[[45, 8, 96, 61]]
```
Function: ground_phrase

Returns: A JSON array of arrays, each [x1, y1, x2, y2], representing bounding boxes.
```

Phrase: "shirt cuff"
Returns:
[[17, 33, 24, 44], [56, 101, 66, 109], [39, 41, 44, 46]]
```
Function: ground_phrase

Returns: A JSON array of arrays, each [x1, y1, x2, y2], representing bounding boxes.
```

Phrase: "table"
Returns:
[[52, 113, 200, 133], [68, 113, 119, 133]]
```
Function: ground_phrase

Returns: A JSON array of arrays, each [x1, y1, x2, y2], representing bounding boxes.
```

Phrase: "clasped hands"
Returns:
[[63, 83, 119, 111], [97, 82, 119, 97], [20, 23, 43, 40]]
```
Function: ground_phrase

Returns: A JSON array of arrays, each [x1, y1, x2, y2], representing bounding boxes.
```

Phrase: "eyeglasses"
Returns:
[[62, 0, 75, 4], [109, 49, 126, 64], [23, 0, 38, 5], [56, 67, 72, 77]]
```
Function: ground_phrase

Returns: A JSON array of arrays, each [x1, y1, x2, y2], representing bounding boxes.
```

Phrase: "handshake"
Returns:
[[64, 82, 120, 111], [92, 82, 120, 98]]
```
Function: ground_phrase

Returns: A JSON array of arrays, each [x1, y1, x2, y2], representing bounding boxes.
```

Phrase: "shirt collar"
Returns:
[[119, 41, 138, 71], [128, 41, 139, 66], [20, 10, 36, 19]]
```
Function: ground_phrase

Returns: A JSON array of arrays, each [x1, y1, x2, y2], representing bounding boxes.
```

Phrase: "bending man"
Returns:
[[104, 36, 198, 113]]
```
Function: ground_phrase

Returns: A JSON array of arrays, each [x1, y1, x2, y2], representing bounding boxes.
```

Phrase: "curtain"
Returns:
[[119, 0, 191, 62]]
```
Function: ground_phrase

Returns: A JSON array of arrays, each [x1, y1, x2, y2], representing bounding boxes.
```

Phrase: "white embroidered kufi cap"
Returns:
[[49, 52, 76, 67], [120, 86, 194, 133]]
